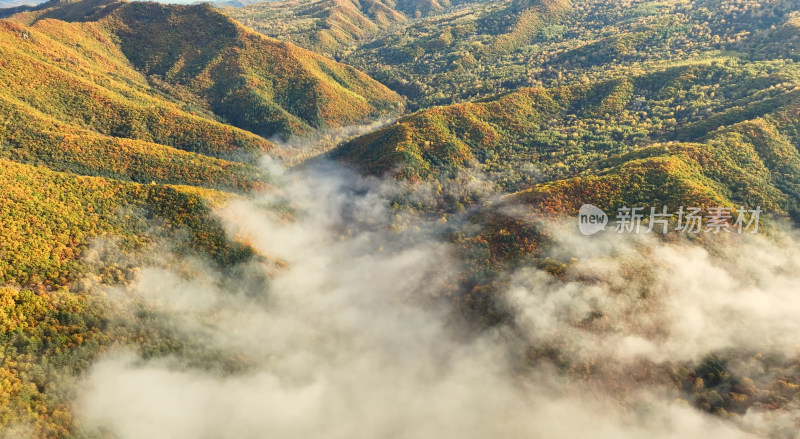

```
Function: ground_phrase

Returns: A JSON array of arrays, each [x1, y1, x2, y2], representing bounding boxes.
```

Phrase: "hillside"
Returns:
[[0, 16, 272, 187], [225, 0, 408, 55], [105, 2, 403, 138], [331, 0, 800, 216], [343, 0, 800, 111], [5, 0, 403, 140], [0, 1, 402, 433], [332, 48, 800, 341], [224, 0, 497, 54], [332, 60, 800, 212], [342, 0, 572, 109], [0, 156, 258, 435], [0, 0, 39, 9]]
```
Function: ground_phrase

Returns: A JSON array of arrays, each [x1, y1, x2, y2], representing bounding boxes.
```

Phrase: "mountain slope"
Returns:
[[224, 0, 504, 54], [0, 156, 256, 435], [342, 0, 572, 109], [0, 16, 273, 189], [105, 2, 403, 139], [0, 4, 279, 432], [332, 60, 800, 216], [226, 0, 408, 54], [7, 0, 403, 141]]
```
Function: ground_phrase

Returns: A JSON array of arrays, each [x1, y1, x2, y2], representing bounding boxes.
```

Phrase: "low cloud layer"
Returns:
[[74, 161, 800, 438], [511, 226, 800, 363]]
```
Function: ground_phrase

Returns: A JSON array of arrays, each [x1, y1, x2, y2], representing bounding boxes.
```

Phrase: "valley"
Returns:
[[1, 0, 800, 437]]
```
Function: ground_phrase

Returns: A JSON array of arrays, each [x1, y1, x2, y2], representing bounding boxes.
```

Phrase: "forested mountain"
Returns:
[[330, 0, 800, 229], [0, 0, 401, 433], [332, 63, 800, 217], [224, 0, 505, 54], [5, 0, 402, 141], [3, 0, 800, 437], [330, 0, 800, 314], [332, 2, 800, 425], [225, 0, 409, 53], [344, 0, 797, 109], [0, 0, 39, 7]]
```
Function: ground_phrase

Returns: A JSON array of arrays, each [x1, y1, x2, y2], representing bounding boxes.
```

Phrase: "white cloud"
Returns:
[[74, 161, 800, 438]]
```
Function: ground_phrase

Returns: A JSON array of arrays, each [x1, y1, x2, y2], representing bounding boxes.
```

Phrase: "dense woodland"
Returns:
[[2, 0, 800, 436]]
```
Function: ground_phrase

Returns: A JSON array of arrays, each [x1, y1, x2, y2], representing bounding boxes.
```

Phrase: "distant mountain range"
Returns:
[[225, 0, 545, 54], [0, 0, 280, 12], [0, 0, 41, 6]]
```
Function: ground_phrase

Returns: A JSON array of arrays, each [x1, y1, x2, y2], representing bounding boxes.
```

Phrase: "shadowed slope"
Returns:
[[105, 1, 402, 139]]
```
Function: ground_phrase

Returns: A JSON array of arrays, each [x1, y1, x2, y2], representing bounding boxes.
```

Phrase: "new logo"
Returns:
[[578, 204, 608, 235]]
